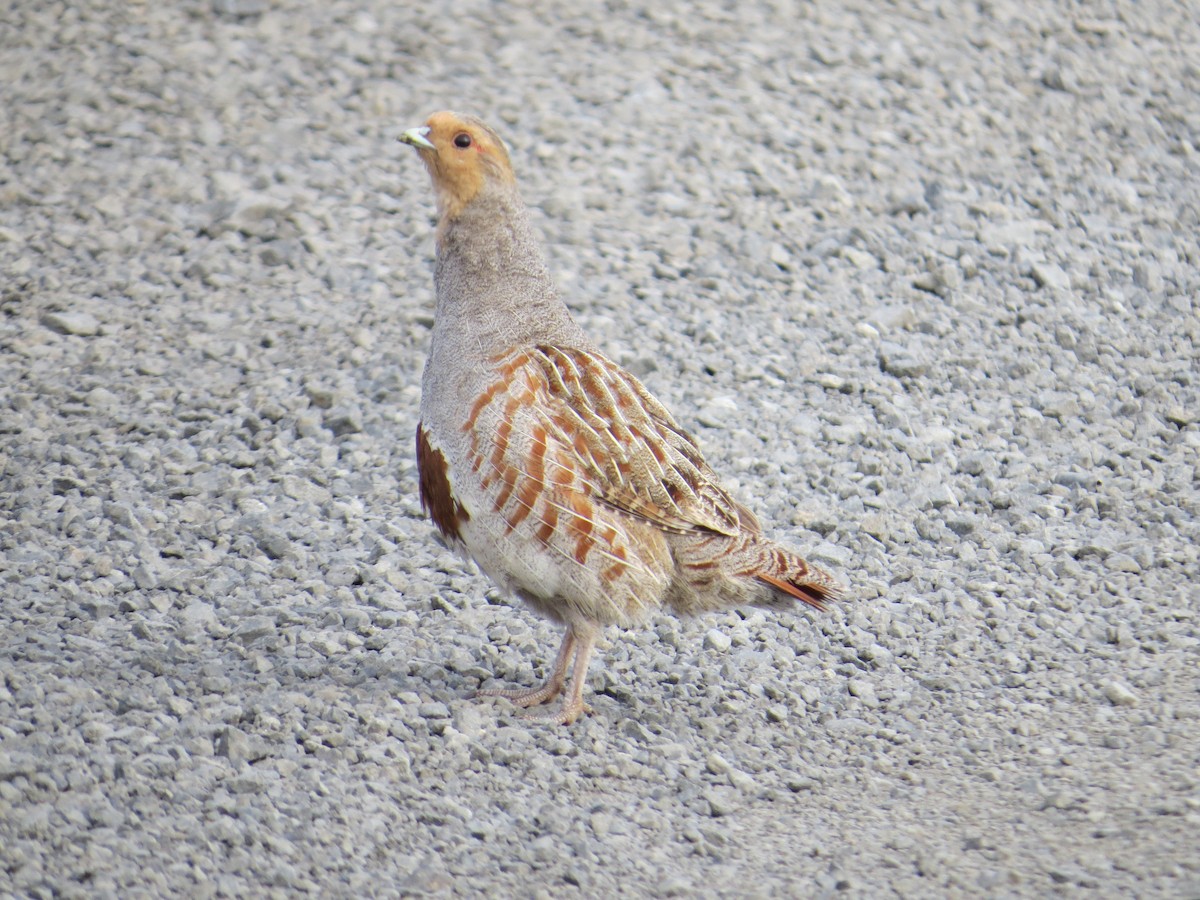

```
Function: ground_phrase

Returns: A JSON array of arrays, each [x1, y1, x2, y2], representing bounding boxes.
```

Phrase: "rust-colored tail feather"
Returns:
[[757, 572, 838, 612]]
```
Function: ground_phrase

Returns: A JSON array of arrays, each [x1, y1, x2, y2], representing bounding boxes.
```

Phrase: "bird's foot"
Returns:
[[518, 698, 592, 726], [474, 684, 592, 724], [474, 628, 597, 725], [474, 681, 562, 709]]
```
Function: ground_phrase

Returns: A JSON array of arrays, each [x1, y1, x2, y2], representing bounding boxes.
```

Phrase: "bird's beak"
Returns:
[[399, 126, 436, 151]]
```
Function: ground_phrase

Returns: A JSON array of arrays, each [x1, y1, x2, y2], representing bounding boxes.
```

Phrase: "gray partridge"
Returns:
[[400, 111, 842, 725]]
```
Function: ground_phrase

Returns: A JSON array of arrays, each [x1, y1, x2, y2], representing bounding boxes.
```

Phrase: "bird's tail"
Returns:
[[670, 529, 843, 615], [750, 541, 842, 612]]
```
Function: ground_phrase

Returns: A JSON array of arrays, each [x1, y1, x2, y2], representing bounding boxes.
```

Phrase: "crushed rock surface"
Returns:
[[2, 1, 1198, 896]]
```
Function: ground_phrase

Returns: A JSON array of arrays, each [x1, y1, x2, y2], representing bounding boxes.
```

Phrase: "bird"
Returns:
[[399, 111, 842, 725]]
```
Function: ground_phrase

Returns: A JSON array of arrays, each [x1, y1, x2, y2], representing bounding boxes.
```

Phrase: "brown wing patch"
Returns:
[[601, 544, 629, 584], [465, 378, 506, 435], [523, 345, 742, 537], [416, 423, 469, 541], [461, 351, 662, 593], [565, 493, 596, 564]]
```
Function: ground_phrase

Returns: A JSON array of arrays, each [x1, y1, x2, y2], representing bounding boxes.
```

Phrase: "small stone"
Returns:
[[213, 0, 268, 17], [1031, 262, 1071, 291], [235, 615, 276, 643], [848, 678, 879, 707], [921, 485, 958, 509], [912, 271, 940, 294], [729, 769, 759, 793], [226, 771, 269, 794], [695, 396, 738, 428], [879, 342, 929, 378], [325, 406, 363, 436], [703, 629, 732, 653], [179, 600, 219, 634], [1102, 680, 1137, 707], [563, 868, 585, 888], [979, 219, 1052, 251], [1106, 553, 1141, 574], [946, 517, 976, 536], [1054, 471, 1096, 490], [888, 192, 929, 216], [769, 242, 793, 269], [1131, 261, 1163, 292], [923, 426, 956, 445], [785, 774, 819, 792], [958, 453, 990, 476], [766, 705, 789, 723], [42, 310, 100, 336], [860, 513, 890, 540], [861, 644, 894, 667], [228, 451, 257, 469], [289, 412, 322, 438], [254, 529, 292, 560], [52, 476, 83, 494], [419, 701, 452, 720], [929, 261, 962, 292], [704, 787, 738, 817], [324, 564, 360, 587], [310, 636, 344, 657], [868, 305, 918, 332], [1038, 394, 1080, 420], [1040, 791, 1072, 811], [589, 812, 613, 836], [814, 372, 846, 391], [1164, 407, 1193, 427], [657, 875, 692, 897], [85, 387, 118, 409], [841, 247, 876, 269], [622, 355, 658, 378], [260, 239, 303, 267], [705, 753, 731, 775], [216, 726, 269, 764], [132, 563, 159, 590], [208, 192, 287, 236]]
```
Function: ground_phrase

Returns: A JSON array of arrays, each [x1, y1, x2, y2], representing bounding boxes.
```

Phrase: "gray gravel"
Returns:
[[2, 0, 1199, 896]]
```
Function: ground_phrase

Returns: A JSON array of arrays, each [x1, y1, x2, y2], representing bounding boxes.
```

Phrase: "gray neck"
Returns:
[[432, 193, 590, 358]]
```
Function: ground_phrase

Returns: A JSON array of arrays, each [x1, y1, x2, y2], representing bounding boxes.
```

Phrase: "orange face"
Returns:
[[400, 111, 514, 220]]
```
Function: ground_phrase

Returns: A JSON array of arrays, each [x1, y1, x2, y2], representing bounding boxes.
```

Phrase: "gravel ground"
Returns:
[[2, 0, 1199, 896]]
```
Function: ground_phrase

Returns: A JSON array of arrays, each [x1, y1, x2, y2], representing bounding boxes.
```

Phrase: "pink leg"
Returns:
[[475, 629, 575, 708], [522, 628, 597, 726]]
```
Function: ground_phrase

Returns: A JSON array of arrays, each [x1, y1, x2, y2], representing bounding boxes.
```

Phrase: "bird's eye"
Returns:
[[454, 133, 472, 149]]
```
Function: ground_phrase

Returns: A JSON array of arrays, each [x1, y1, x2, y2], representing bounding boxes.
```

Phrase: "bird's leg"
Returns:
[[522, 628, 598, 726], [475, 629, 575, 708]]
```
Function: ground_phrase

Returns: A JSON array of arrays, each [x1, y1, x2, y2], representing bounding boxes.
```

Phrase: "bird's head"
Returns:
[[400, 111, 516, 221]]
